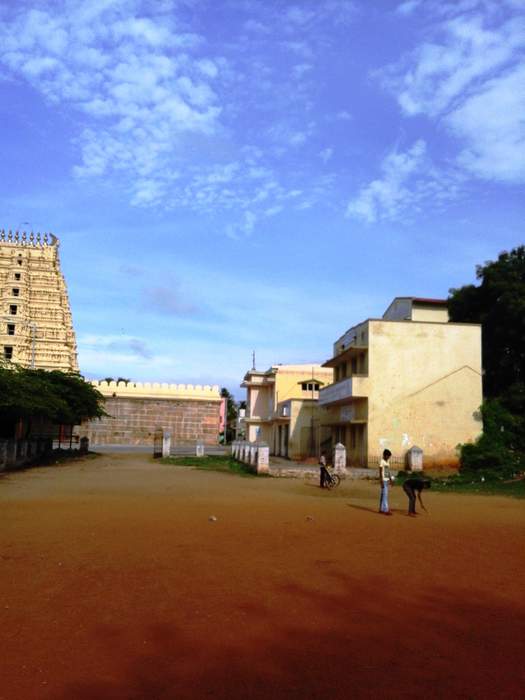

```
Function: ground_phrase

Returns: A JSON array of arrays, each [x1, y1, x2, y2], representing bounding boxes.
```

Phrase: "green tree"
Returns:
[[448, 245, 525, 397], [448, 246, 525, 470], [0, 364, 106, 436], [220, 387, 238, 443]]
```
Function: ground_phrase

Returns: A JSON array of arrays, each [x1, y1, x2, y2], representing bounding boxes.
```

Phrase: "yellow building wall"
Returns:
[[244, 365, 333, 452], [273, 365, 334, 404], [367, 320, 482, 467], [287, 400, 322, 460], [411, 306, 449, 323], [248, 386, 272, 419]]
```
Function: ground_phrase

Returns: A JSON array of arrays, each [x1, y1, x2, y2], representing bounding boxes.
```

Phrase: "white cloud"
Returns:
[[0, 1, 222, 199], [226, 210, 257, 239], [319, 147, 333, 163], [346, 140, 427, 223], [264, 205, 283, 217], [112, 17, 172, 46], [292, 63, 313, 79], [447, 64, 525, 182], [392, 15, 525, 117], [383, 5, 525, 183], [0, 0, 357, 235], [196, 58, 218, 78], [396, 0, 422, 16], [243, 19, 269, 34], [286, 7, 316, 26]]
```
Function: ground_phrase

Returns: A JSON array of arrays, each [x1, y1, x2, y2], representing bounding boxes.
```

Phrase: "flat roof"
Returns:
[[394, 296, 448, 305]]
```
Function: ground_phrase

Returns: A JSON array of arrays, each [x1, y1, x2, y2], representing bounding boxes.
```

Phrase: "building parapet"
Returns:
[[91, 380, 221, 402], [318, 376, 369, 406], [0, 230, 57, 247]]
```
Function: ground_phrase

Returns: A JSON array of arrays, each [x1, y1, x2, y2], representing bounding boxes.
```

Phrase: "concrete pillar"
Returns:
[[407, 446, 423, 471], [250, 444, 258, 468], [195, 441, 205, 457], [231, 441, 236, 457], [243, 442, 250, 463], [162, 432, 171, 458], [79, 437, 89, 454], [333, 442, 347, 475], [256, 442, 269, 475]]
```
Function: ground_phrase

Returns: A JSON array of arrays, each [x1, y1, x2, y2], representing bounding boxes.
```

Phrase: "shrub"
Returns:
[[458, 393, 525, 472]]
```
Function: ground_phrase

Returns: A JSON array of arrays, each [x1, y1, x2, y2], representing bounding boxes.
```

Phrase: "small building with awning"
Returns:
[[241, 364, 334, 460]]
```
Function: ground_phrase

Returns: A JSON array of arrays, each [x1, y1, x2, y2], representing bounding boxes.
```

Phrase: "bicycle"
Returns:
[[325, 469, 341, 489]]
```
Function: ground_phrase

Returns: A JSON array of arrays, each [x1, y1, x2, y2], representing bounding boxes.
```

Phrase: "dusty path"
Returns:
[[1, 452, 524, 699]]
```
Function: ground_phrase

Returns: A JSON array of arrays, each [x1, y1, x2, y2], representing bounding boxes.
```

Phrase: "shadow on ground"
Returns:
[[56, 577, 525, 700]]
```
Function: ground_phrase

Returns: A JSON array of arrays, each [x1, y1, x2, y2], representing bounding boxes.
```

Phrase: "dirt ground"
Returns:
[[1, 453, 524, 700]]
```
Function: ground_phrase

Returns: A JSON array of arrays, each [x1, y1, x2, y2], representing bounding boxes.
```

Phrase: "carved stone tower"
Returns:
[[0, 230, 78, 372]]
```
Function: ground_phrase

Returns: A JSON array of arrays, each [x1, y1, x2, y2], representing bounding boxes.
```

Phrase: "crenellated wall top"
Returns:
[[91, 380, 222, 402], [0, 230, 58, 247]]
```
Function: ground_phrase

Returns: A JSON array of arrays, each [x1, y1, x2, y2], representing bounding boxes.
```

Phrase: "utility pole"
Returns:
[[310, 366, 315, 457]]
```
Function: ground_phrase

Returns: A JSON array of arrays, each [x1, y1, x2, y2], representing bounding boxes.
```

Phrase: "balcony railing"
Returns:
[[318, 375, 368, 406]]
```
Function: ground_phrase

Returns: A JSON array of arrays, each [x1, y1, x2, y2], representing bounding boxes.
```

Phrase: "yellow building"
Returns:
[[319, 297, 482, 468], [241, 364, 334, 460], [0, 230, 78, 371]]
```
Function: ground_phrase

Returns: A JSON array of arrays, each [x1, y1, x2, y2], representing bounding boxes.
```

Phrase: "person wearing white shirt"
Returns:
[[379, 449, 393, 515]]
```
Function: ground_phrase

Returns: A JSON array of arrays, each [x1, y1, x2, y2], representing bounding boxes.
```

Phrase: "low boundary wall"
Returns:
[[0, 438, 52, 472]]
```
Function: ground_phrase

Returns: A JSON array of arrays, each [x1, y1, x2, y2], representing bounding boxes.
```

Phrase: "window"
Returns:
[[14, 272, 21, 280], [7, 324, 15, 336], [9, 305, 17, 315], [3, 346, 13, 360], [351, 357, 358, 374], [340, 362, 347, 379], [302, 382, 320, 392], [12, 288, 19, 296]]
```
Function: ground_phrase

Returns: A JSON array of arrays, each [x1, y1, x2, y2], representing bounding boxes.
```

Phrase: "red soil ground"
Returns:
[[1, 452, 524, 700]]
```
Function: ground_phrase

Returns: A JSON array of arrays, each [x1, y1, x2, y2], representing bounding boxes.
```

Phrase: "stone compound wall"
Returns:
[[82, 381, 222, 446]]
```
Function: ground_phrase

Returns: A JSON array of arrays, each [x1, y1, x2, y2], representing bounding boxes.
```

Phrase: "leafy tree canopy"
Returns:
[[448, 246, 525, 471], [220, 387, 239, 423], [448, 245, 525, 397], [0, 364, 106, 425]]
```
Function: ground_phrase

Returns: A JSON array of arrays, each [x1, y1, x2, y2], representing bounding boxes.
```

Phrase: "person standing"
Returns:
[[403, 477, 431, 516], [379, 449, 393, 515], [319, 452, 330, 488]]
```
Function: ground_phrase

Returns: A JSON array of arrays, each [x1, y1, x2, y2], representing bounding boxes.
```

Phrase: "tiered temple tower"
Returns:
[[0, 229, 78, 372]]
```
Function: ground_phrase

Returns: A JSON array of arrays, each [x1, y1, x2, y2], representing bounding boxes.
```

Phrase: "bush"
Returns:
[[458, 394, 525, 472]]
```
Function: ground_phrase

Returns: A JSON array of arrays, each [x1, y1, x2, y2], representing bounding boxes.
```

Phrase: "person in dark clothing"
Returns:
[[403, 477, 431, 516], [319, 453, 330, 488]]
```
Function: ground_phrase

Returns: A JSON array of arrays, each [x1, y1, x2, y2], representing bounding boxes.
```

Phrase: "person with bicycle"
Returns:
[[319, 452, 330, 488]]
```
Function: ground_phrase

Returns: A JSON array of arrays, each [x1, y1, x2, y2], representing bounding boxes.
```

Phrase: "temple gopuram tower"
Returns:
[[0, 230, 78, 371]]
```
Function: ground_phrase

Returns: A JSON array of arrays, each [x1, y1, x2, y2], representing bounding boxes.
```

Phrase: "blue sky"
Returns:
[[1, 0, 523, 398]]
